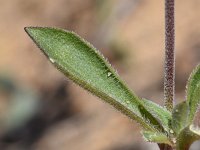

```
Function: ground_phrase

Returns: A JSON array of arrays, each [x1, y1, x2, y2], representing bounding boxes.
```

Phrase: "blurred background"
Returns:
[[0, 0, 200, 150]]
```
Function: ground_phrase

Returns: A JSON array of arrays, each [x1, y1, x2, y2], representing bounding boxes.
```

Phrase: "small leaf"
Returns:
[[142, 99, 172, 133], [171, 101, 189, 135], [142, 131, 172, 145], [186, 64, 200, 123], [25, 27, 165, 132], [176, 125, 200, 150]]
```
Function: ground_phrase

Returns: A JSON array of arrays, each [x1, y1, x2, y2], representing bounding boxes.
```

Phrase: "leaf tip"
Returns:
[[24, 26, 35, 34], [24, 26, 38, 40]]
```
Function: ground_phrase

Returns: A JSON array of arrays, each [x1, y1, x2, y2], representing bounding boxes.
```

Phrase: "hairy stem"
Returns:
[[164, 0, 175, 112]]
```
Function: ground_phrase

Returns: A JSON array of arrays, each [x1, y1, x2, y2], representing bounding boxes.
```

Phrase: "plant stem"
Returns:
[[164, 0, 175, 112], [159, 144, 175, 150]]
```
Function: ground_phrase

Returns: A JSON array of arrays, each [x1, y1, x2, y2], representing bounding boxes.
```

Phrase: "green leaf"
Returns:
[[171, 101, 189, 135], [142, 131, 172, 145], [186, 64, 200, 123], [24, 27, 165, 132], [142, 99, 172, 133], [176, 125, 200, 150]]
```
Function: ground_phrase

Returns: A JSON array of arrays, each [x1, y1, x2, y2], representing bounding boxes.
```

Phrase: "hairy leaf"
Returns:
[[142, 131, 172, 145], [25, 27, 165, 132], [142, 99, 172, 133], [171, 101, 189, 135], [186, 64, 200, 123]]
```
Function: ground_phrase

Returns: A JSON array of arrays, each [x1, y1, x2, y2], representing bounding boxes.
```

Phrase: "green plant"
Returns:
[[24, 1, 200, 150]]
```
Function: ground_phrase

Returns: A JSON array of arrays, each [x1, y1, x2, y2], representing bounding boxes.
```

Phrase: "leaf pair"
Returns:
[[25, 27, 171, 137]]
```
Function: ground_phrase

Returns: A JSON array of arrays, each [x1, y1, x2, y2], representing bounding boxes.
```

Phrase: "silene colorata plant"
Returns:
[[24, 0, 200, 150]]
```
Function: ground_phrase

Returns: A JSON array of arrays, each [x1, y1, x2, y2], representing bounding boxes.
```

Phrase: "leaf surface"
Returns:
[[186, 64, 200, 123], [171, 101, 189, 135], [25, 27, 166, 132], [142, 99, 171, 132], [142, 131, 172, 145]]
